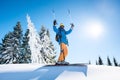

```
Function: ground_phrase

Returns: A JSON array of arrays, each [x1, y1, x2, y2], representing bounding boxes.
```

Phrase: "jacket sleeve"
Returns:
[[53, 26, 58, 33], [65, 28, 72, 35]]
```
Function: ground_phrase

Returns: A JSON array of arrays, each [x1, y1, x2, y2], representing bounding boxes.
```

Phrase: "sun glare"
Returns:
[[85, 20, 104, 39]]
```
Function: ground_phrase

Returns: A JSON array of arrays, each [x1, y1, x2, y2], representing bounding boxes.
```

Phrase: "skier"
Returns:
[[53, 20, 74, 65]]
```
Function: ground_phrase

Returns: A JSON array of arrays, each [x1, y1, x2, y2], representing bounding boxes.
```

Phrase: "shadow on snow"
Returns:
[[0, 65, 88, 80]]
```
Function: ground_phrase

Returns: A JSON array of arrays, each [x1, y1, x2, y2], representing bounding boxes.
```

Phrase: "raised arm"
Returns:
[[53, 25, 58, 33], [65, 23, 74, 35], [53, 20, 58, 33], [65, 28, 72, 35]]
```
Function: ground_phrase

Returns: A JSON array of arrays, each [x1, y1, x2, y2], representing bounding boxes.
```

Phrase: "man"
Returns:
[[53, 20, 74, 65]]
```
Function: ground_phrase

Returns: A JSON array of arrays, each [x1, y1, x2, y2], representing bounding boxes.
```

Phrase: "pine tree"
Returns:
[[113, 57, 118, 66], [0, 32, 18, 64], [107, 56, 112, 66], [98, 56, 103, 65], [0, 22, 23, 64], [13, 22, 23, 63], [39, 26, 56, 64], [21, 29, 31, 63], [0, 43, 2, 62], [13, 22, 23, 40], [27, 14, 46, 64], [0, 34, 10, 64]]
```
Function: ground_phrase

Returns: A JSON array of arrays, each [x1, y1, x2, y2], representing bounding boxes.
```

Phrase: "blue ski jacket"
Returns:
[[53, 26, 72, 45]]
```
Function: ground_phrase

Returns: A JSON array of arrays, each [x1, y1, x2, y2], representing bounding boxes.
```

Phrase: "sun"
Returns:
[[85, 20, 104, 39]]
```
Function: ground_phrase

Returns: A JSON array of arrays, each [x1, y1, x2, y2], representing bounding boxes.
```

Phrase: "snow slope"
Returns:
[[0, 64, 120, 80]]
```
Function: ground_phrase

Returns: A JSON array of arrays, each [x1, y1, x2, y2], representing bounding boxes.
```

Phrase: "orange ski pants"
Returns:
[[58, 43, 68, 62]]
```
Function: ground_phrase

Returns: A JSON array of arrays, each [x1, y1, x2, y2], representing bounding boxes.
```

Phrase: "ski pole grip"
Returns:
[[53, 20, 57, 26], [70, 23, 74, 29]]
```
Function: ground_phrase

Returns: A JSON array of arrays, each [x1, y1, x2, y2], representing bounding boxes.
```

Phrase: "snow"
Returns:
[[0, 64, 42, 73], [55, 71, 86, 80], [0, 64, 44, 80], [87, 65, 120, 80], [0, 64, 120, 80]]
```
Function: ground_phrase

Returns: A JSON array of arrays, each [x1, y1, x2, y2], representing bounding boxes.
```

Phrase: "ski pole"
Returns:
[[68, 9, 73, 23], [52, 9, 56, 20]]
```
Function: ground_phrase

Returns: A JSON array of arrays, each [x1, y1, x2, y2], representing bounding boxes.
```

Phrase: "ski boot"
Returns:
[[55, 60, 69, 65]]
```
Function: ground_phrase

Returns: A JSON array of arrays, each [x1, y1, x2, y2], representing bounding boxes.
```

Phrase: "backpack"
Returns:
[[55, 28, 62, 42]]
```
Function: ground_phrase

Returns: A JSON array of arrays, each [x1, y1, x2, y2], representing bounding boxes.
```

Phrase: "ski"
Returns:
[[46, 63, 88, 66]]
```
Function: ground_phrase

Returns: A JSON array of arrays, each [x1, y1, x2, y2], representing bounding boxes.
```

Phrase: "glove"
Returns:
[[53, 20, 57, 26], [70, 23, 74, 29]]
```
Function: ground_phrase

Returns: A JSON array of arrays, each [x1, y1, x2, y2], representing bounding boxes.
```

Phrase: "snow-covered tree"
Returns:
[[0, 43, 2, 62], [39, 26, 56, 63], [21, 29, 31, 63], [0, 22, 23, 64], [13, 22, 23, 41], [27, 14, 46, 64], [13, 22, 23, 63], [0, 15, 56, 64]]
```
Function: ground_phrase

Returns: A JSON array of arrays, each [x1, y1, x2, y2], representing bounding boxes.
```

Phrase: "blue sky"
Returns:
[[0, 0, 120, 64]]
